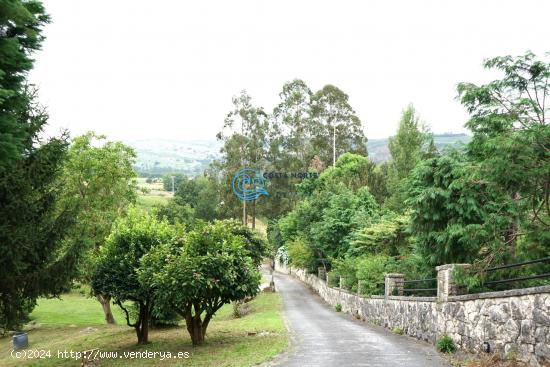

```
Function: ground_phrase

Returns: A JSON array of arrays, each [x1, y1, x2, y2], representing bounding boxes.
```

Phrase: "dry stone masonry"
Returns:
[[276, 263, 550, 367]]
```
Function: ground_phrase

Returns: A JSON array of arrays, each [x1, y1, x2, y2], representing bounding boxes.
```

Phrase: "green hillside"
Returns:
[[367, 133, 470, 162]]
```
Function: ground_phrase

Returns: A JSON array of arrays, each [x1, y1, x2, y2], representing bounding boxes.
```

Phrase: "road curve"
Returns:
[[273, 272, 450, 367]]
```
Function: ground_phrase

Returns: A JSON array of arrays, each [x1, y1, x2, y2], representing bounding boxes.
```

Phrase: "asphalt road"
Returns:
[[273, 272, 450, 367]]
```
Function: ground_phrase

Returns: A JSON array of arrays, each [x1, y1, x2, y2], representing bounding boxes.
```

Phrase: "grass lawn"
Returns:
[[0, 292, 287, 367], [136, 178, 172, 210]]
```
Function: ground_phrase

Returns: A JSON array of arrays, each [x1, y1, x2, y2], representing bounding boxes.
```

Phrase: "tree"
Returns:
[[386, 104, 428, 210], [217, 91, 270, 227], [349, 212, 411, 257], [140, 221, 261, 345], [91, 207, 175, 344], [154, 198, 195, 226], [310, 85, 367, 167], [279, 154, 379, 262], [0, 0, 85, 331], [175, 175, 220, 221], [58, 132, 137, 324], [162, 173, 186, 192], [273, 79, 314, 170], [0, 0, 50, 171], [405, 153, 512, 267], [457, 51, 550, 257]]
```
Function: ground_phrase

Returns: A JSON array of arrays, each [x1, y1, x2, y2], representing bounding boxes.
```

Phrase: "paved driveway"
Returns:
[[273, 272, 450, 367]]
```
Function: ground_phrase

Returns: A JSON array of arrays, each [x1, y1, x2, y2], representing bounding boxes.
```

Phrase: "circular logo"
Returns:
[[232, 168, 269, 201]]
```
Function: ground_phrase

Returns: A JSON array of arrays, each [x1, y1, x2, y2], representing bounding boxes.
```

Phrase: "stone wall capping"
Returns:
[[447, 285, 550, 301], [435, 263, 471, 271]]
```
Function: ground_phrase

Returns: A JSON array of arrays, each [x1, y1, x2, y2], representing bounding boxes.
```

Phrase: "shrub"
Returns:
[[287, 237, 314, 269], [335, 304, 342, 312], [330, 257, 359, 291], [392, 327, 404, 335], [437, 335, 456, 353], [356, 254, 393, 296]]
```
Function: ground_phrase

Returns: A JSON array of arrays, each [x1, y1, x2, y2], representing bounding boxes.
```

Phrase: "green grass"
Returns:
[[136, 195, 170, 210], [136, 178, 172, 210], [29, 291, 126, 326], [0, 293, 287, 367]]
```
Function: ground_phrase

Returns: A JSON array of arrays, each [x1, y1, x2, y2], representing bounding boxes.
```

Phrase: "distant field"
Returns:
[[136, 178, 172, 210]]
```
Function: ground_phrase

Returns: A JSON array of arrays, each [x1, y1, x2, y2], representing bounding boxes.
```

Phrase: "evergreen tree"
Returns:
[[0, 0, 50, 171], [386, 104, 428, 210], [0, 0, 83, 330]]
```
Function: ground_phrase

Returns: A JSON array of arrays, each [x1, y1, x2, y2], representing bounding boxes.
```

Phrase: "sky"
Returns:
[[31, 0, 550, 142]]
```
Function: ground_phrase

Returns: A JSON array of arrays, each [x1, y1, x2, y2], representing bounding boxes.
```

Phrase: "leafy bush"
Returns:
[[335, 303, 342, 312], [349, 212, 410, 257], [392, 327, 404, 335], [356, 254, 394, 296], [330, 257, 359, 291], [437, 335, 456, 353], [287, 237, 315, 269]]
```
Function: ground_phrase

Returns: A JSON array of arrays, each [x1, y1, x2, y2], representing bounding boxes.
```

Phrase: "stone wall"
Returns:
[[276, 263, 550, 366]]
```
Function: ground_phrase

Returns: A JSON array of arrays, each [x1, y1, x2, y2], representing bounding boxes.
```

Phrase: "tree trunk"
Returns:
[[187, 316, 205, 345], [135, 304, 149, 344], [252, 199, 256, 229], [242, 200, 247, 226], [505, 191, 521, 259], [96, 294, 116, 324]]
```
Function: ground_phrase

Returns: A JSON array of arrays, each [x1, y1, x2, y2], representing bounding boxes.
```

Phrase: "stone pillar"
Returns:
[[436, 264, 471, 301], [384, 273, 404, 298], [357, 280, 363, 296], [318, 267, 327, 281], [339, 276, 345, 289]]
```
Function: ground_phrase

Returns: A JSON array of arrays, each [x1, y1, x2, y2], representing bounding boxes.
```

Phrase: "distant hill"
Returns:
[[128, 133, 470, 175], [367, 133, 471, 162], [125, 139, 222, 176]]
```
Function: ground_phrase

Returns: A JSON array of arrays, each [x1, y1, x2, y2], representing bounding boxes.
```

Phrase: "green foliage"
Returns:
[[280, 154, 380, 262], [287, 237, 315, 270], [386, 104, 430, 211], [162, 173, 186, 192], [140, 220, 262, 345], [175, 175, 220, 221], [0, 0, 85, 331], [334, 303, 342, 312], [310, 85, 368, 167], [437, 335, 456, 353], [405, 152, 512, 267], [0, 0, 50, 170], [222, 219, 268, 267], [58, 132, 138, 279], [154, 198, 195, 226], [267, 219, 284, 254], [392, 327, 404, 335], [356, 255, 394, 296], [330, 257, 359, 291], [91, 207, 175, 344], [349, 212, 411, 257], [458, 51, 549, 259]]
